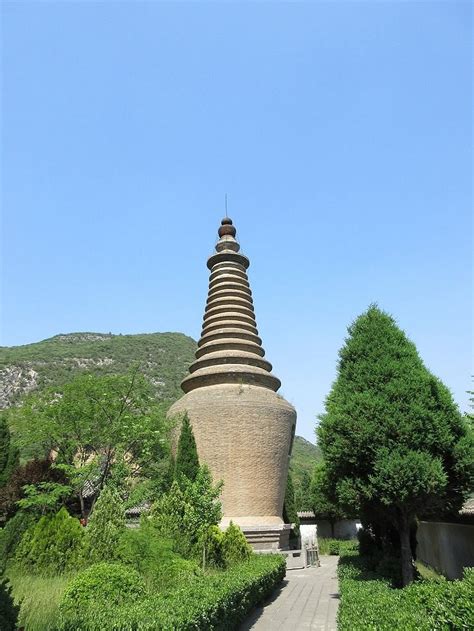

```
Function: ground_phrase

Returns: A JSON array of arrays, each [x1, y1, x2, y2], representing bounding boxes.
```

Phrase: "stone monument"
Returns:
[[168, 217, 297, 550]]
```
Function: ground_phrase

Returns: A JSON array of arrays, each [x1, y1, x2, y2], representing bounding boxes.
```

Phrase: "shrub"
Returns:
[[59, 562, 146, 628], [151, 465, 222, 559], [58, 554, 286, 630], [337, 548, 474, 630], [15, 507, 83, 575], [116, 520, 200, 590], [222, 522, 252, 566], [319, 538, 357, 556], [83, 485, 125, 563], [201, 524, 225, 569], [0, 511, 35, 572]]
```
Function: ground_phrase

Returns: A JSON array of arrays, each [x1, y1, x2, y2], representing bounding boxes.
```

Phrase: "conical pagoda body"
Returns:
[[168, 218, 296, 542]]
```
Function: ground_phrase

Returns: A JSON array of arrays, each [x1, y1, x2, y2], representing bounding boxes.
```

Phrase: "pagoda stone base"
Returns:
[[241, 524, 292, 551]]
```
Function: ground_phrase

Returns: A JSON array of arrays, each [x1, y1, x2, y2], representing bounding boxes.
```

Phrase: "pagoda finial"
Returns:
[[215, 216, 240, 253]]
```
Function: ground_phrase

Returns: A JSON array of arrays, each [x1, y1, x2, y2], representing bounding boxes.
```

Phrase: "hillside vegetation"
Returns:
[[0, 332, 197, 408], [0, 331, 318, 480]]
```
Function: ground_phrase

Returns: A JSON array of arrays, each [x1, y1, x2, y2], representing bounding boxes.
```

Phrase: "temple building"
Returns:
[[168, 217, 296, 550]]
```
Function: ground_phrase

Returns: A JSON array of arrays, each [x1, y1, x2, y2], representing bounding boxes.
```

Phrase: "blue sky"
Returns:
[[2, 1, 472, 441]]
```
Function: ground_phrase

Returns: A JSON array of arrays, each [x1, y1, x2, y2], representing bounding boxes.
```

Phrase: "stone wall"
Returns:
[[417, 521, 474, 579]]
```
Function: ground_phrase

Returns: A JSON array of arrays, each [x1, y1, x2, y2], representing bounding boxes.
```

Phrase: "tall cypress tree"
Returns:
[[175, 414, 199, 482], [318, 305, 474, 585]]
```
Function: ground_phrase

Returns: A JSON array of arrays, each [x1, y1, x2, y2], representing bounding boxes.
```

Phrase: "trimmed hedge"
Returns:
[[319, 538, 358, 556], [59, 553, 285, 630], [338, 550, 474, 630]]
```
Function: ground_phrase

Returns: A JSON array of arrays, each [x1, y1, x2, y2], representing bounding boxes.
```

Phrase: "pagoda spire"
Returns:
[[181, 218, 281, 394]]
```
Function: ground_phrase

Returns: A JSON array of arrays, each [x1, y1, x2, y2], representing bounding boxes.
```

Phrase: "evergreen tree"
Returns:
[[15, 507, 84, 575], [283, 470, 300, 540], [221, 522, 252, 566], [318, 305, 474, 585], [174, 414, 199, 482], [310, 462, 346, 537], [0, 414, 18, 489], [83, 486, 125, 563]]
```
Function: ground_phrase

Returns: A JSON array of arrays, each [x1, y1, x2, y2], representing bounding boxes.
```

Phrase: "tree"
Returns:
[[8, 371, 169, 518], [317, 305, 474, 586], [221, 522, 252, 566], [294, 469, 312, 512], [0, 458, 66, 522], [310, 462, 346, 537], [83, 485, 125, 564], [283, 470, 300, 542], [16, 506, 84, 575], [0, 414, 19, 489], [151, 465, 222, 559], [174, 414, 199, 483]]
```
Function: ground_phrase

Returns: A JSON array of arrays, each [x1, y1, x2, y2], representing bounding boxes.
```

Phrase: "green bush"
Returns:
[[59, 562, 146, 623], [201, 524, 225, 569], [222, 521, 252, 566], [337, 549, 474, 630], [116, 520, 200, 590], [319, 538, 358, 556], [15, 507, 83, 575], [83, 485, 125, 564], [0, 511, 35, 572], [58, 553, 286, 630]]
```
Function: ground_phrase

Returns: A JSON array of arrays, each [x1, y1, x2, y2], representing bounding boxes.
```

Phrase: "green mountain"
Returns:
[[0, 332, 197, 408], [291, 435, 321, 476], [0, 332, 318, 500], [290, 436, 322, 511]]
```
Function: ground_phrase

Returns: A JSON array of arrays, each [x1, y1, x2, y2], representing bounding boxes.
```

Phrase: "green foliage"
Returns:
[[8, 371, 169, 516], [318, 538, 358, 556], [337, 549, 474, 630], [59, 562, 146, 622], [174, 414, 199, 483], [116, 520, 200, 591], [317, 305, 474, 583], [0, 331, 196, 410], [290, 436, 322, 511], [310, 462, 347, 526], [151, 465, 222, 559], [0, 458, 64, 522], [283, 469, 300, 539], [0, 511, 35, 572], [83, 486, 125, 564], [57, 554, 286, 631], [17, 481, 72, 515], [0, 579, 19, 631], [200, 525, 225, 569], [16, 507, 84, 575], [222, 522, 252, 566], [0, 414, 18, 489]]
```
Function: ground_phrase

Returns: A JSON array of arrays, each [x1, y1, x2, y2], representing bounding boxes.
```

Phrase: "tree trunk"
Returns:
[[399, 515, 414, 586], [79, 492, 86, 521]]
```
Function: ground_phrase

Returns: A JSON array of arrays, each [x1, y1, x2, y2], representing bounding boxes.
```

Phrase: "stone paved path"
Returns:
[[240, 555, 340, 631]]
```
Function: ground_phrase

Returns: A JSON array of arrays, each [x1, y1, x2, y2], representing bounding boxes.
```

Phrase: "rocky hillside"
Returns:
[[0, 332, 197, 408]]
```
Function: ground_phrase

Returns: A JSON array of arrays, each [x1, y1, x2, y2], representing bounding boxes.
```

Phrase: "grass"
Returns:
[[415, 560, 445, 582], [6, 566, 74, 631]]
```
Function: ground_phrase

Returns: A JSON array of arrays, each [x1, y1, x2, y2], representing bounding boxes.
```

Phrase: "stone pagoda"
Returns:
[[168, 217, 296, 550]]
